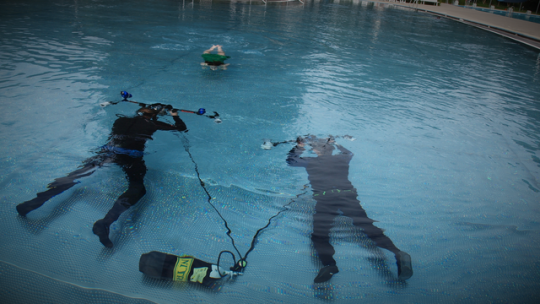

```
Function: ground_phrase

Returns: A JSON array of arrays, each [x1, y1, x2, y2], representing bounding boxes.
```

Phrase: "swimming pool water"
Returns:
[[1, 0, 540, 303]]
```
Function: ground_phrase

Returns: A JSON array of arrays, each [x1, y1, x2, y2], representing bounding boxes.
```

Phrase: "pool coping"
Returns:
[[372, 1, 540, 50]]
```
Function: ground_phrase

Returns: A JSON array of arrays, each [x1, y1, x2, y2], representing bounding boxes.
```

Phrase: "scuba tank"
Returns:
[[139, 251, 241, 284]]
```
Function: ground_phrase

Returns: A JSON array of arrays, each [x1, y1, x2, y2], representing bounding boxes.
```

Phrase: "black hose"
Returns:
[[176, 133, 244, 261], [174, 130, 309, 274]]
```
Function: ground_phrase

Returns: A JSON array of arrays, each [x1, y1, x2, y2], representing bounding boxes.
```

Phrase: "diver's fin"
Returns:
[[314, 265, 339, 283], [93, 219, 113, 248], [396, 251, 413, 280]]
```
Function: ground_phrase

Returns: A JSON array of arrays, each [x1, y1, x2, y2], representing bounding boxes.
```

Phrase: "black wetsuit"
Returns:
[[16, 114, 187, 246], [286, 144, 400, 267]]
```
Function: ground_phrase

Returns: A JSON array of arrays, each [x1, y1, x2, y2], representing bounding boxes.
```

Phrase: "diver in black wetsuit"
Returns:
[[286, 136, 413, 283], [16, 107, 187, 248]]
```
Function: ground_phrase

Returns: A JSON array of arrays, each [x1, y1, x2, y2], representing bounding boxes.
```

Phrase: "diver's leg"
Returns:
[[16, 156, 102, 216], [203, 45, 217, 54], [93, 156, 147, 248], [216, 45, 225, 56], [312, 198, 340, 283], [341, 195, 413, 280]]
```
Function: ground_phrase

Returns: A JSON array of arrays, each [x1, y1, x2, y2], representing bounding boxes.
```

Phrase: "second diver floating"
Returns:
[[286, 135, 413, 283]]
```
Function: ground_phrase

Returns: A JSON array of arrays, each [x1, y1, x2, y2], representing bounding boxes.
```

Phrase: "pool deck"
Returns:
[[373, 2, 540, 49]]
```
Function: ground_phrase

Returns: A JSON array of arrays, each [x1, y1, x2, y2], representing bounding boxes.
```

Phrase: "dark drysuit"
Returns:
[[16, 114, 187, 247]]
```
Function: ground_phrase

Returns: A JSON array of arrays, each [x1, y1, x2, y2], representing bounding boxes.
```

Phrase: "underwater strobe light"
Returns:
[[121, 91, 132, 100]]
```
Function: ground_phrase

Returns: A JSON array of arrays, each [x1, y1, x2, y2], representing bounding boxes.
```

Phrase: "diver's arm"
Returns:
[[171, 115, 187, 132], [336, 144, 352, 155], [286, 146, 308, 167], [153, 112, 187, 132], [203, 45, 217, 54], [336, 144, 354, 162]]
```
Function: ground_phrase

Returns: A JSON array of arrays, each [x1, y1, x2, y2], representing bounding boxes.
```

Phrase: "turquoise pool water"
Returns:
[[1, 0, 540, 303]]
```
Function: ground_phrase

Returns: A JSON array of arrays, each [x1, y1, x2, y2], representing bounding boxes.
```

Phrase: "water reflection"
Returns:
[[1, 1, 540, 304]]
